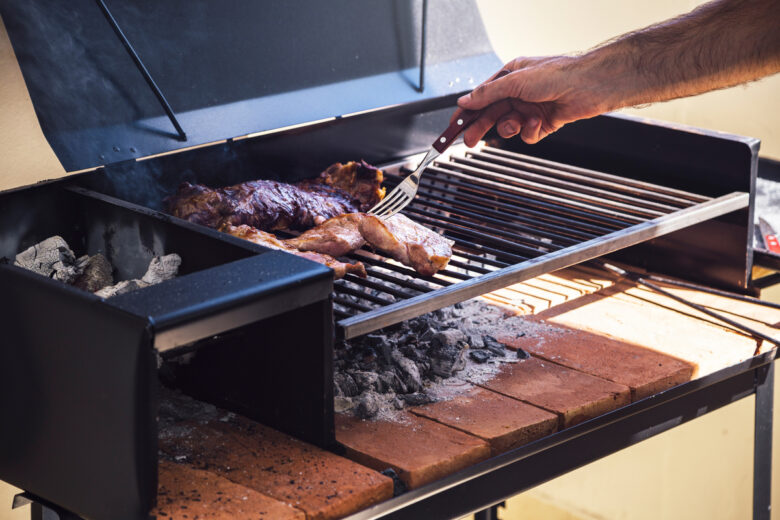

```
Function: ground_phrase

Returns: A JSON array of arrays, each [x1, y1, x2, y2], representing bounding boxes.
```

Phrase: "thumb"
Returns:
[[457, 72, 522, 111]]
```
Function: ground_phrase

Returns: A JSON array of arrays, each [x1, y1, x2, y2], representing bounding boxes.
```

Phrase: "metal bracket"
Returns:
[[417, 0, 428, 92], [94, 0, 187, 142]]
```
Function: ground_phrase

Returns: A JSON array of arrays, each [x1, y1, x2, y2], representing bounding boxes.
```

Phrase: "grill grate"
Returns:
[[332, 144, 747, 338]]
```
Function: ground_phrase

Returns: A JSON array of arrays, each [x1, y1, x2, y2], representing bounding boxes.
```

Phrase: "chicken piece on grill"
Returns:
[[221, 224, 367, 279], [166, 161, 384, 231], [285, 213, 366, 257], [359, 214, 454, 276], [288, 213, 454, 276]]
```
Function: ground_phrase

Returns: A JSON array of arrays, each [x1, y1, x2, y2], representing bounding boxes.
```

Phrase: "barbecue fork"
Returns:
[[368, 70, 511, 219]]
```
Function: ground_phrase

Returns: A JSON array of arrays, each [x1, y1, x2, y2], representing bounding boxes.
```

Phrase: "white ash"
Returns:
[[14, 236, 82, 283], [14, 235, 181, 298], [334, 298, 532, 422], [94, 254, 181, 298]]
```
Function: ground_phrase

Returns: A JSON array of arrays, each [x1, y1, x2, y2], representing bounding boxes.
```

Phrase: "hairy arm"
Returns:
[[458, 0, 780, 145]]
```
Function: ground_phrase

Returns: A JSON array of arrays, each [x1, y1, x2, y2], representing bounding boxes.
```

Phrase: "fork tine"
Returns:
[[369, 189, 404, 215], [377, 192, 411, 218]]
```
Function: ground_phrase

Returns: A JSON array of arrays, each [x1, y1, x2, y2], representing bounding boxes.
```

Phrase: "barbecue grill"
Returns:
[[0, 1, 775, 520]]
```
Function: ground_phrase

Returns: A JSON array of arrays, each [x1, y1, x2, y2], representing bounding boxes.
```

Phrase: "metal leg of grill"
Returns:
[[753, 360, 774, 520], [474, 502, 505, 520]]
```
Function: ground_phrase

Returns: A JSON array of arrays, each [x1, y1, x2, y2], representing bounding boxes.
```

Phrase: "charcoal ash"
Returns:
[[14, 236, 82, 283], [335, 299, 525, 420], [14, 235, 181, 298]]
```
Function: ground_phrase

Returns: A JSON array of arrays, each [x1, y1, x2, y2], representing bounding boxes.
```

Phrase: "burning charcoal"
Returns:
[[14, 236, 82, 283], [516, 348, 531, 360], [399, 392, 435, 406], [432, 329, 467, 349], [73, 254, 114, 292], [94, 279, 147, 298], [469, 350, 493, 363], [468, 334, 485, 349], [334, 372, 360, 397], [380, 468, 408, 497], [391, 350, 422, 393], [350, 371, 380, 393], [483, 336, 507, 357], [354, 391, 381, 419], [378, 371, 403, 393], [429, 343, 467, 378], [142, 254, 181, 284]]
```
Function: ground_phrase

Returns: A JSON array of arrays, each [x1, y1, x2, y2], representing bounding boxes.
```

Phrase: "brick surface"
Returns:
[[159, 416, 392, 520], [496, 318, 695, 400], [476, 357, 631, 428], [335, 412, 491, 489], [410, 387, 558, 455], [154, 460, 305, 519]]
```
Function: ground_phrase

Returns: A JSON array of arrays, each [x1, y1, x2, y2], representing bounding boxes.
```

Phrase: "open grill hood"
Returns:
[[0, 0, 501, 172]]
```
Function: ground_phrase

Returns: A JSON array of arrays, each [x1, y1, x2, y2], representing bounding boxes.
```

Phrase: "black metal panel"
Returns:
[[0, 267, 156, 520], [498, 113, 758, 291], [162, 297, 336, 447], [0, 0, 500, 171]]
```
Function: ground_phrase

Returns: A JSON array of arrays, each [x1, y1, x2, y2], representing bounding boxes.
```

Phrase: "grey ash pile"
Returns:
[[334, 299, 530, 420], [12, 235, 181, 298]]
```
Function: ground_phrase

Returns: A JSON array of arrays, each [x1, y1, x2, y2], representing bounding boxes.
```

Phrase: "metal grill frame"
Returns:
[[335, 143, 749, 339]]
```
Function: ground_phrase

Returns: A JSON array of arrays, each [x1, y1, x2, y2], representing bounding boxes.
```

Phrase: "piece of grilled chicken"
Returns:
[[221, 224, 367, 279], [287, 213, 454, 276]]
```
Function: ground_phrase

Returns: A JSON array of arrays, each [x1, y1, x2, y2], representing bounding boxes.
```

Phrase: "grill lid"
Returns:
[[1, 0, 501, 172]]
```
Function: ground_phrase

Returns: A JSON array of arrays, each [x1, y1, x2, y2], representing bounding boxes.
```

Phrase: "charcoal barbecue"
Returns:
[[0, 1, 777, 520]]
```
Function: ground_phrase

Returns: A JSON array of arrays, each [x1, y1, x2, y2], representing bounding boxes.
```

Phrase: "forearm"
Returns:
[[583, 0, 780, 112]]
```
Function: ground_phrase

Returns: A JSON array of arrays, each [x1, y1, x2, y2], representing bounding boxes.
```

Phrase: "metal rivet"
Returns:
[[448, 81, 454, 87], [457, 119, 463, 126], [130, 147, 137, 153], [439, 137, 446, 143], [113, 146, 120, 152]]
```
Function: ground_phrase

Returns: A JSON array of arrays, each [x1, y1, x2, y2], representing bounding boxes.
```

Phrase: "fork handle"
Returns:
[[432, 69, 512, 154]]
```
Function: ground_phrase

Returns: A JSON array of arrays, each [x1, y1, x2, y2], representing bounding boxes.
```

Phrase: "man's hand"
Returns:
[[455, 56, 611, 146], [455, 0, 780, 147]]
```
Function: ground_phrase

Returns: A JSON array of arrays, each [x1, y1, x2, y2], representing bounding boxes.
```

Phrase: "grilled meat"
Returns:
[[288, 213, 453, 276], [166, 161, 384, 231], [221, 224, 367, 279], [286, 213, 366, 257], [359, 214, 454, 276]]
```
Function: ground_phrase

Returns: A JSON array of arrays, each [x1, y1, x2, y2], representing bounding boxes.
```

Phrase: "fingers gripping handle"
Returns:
[[432, 69, 511, 154]]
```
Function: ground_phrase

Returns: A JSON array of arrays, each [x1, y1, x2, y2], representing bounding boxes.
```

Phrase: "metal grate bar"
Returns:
[[480, 147, 709, 203], [330, 145, 746, 336]]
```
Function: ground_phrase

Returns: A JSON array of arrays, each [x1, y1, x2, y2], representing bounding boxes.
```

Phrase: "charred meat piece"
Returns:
[[359, 214, 454, 276], [285, 213, 366, 257], [166, 161, 384, 231], [222, 224, 367, 279]]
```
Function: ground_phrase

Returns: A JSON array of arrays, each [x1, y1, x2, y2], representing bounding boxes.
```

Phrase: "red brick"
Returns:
[[476, 357, 630, 428], [410, 387, 558, 455], [335, 412, 490, 489], [154, 460, 305, 519], [497, 318, 694, 400], [159, 416, 392, 520]]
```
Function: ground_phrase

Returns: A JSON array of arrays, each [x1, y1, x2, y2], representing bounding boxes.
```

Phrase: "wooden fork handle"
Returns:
[[432, 69, 512, 154]]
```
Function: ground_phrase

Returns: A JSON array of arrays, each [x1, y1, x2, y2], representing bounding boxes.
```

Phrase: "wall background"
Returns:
[[0, 1, 778, 519]]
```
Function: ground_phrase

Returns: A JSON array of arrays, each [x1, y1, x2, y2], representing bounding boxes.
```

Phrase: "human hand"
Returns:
[[454, 55, 612, 146]]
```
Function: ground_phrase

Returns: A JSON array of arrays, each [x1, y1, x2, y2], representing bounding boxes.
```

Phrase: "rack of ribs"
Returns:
[[166, 161, 385, 231], [221, 224, 367, 279]]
